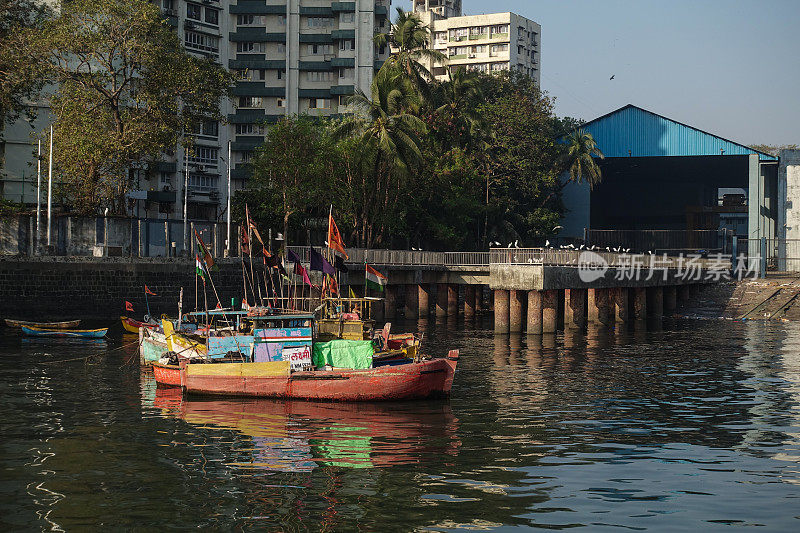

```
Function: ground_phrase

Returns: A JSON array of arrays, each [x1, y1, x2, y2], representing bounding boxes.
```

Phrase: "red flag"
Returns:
[[215, 301, 222, 310], [327, 274, 339, 296], [240, 225, 250, 255], [125, 301, 134, 312], [294, 262, 313, 287], [328, 213, 348, 259], [144, 285, 156, 296]]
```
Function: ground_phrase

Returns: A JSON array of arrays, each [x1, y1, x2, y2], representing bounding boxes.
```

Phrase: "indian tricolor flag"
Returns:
[[365, 263, 387, 292], [195, 254, 208, 283]]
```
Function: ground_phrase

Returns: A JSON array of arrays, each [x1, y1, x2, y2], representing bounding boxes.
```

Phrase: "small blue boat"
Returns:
[[21, 326, 108, 339]]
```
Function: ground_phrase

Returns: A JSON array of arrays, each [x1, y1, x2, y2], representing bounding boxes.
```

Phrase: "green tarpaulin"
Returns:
[[312, 340, 373, 370]]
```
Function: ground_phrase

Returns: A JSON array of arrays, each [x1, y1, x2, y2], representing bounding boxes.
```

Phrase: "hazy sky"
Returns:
[[395, 0, 799, 146]]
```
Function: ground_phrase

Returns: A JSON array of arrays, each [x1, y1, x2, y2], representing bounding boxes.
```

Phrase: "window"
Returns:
[[278, 15, 286, 25], [237, 14, 266, 26], [340, 13, 355, 23], [491, 43, 509, 54], [308, 44, 332, 55], [435, 31, 447, 43], [237, 151, 252, 164], [277, 69, 284, 79], [205, 8, 219, 26], [339, 39, 355, 51], [339, 67, 354, 79], [237, 96, 263, 108], [237, 42, 266, 53], [277, 43, 286, 53], [235, 124, 265, 135], [277, 98, 286, 108], [307, 71, 333, 82], [190, 120, 218, 138], [188, 147, 218, 166], [338, 95, 350, 106], [185, 31, 219, 54], [471, 45, 487, 54], [450, 28, 468, 41], [159, 172, 172, 186], [309, 98, 330, 110], [162, 0, 175, 14], [491, 63, 508, 72], [307, 17, 333, 28], [491, 24, 510, 35], [186, 3, 201, 20], [188, 173, 219, 191]]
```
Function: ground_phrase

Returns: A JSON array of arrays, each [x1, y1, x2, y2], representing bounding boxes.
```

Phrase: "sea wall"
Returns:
[[0, 257, 249, 321]]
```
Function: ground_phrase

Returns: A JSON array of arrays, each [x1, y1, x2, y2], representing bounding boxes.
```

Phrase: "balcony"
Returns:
[[229, 2, 286, 15]]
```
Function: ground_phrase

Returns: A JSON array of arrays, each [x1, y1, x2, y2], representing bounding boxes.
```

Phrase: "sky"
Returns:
[[394, 0, 800, 146]]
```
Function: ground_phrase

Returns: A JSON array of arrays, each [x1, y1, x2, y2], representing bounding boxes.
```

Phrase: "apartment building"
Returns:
[[413, 2, 540, 85], [0, 0, 391, 223]]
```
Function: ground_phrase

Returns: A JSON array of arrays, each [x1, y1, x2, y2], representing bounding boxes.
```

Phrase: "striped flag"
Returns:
[[195, 254, 208, 283], [365, 263, 387, 292]]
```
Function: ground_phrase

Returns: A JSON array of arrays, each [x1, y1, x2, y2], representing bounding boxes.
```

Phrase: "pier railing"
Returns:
[[489, 248, 724, 269], [287, 247, 490, 268]]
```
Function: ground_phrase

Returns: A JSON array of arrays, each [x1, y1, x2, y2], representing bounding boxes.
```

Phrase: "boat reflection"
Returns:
[[150, 387, 461, 471]]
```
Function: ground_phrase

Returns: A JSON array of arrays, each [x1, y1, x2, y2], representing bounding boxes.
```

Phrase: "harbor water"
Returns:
[[1, 318, 800, 530]]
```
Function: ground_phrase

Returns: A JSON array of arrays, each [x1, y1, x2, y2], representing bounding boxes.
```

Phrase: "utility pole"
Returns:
[[36, 139, 41, 253], [47, 125, 53, 248], [226, 140, 231, 257]]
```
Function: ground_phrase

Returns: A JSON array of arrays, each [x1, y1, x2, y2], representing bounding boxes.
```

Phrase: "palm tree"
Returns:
[[435, 66, 488, 150], [374, 8, 446, 103], [335, 72, 427, 246], [560, 128, 605, 189]]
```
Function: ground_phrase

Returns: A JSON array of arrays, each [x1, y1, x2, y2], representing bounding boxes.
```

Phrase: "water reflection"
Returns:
[[144, 384, 461, 472]]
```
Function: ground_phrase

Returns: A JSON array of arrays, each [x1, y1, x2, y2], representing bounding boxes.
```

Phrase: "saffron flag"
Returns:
[[195, 254, 208, 283], [328, 213, 348, 259], [309, 247, 335, 275], [365, 263, 387, 292], [240, 225, 250, 255], [144, 285, 156, 296], [195, 229, 218, 271], [125, 301, 134, 312], [328, 274, 339, 296]]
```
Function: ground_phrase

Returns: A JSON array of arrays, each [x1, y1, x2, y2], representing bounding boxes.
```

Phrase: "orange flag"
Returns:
[[328, 212, 348, 259]]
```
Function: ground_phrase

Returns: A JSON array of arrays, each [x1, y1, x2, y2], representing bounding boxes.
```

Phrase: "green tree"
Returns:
[[374, 8, 445, 104], [0, 0, 52, 139], [246, 117, 338, 248], [336, 72, 427, 247], [559, 128, 604, 189], [31, 0, 232, 214], [430, 66, 487, 151]]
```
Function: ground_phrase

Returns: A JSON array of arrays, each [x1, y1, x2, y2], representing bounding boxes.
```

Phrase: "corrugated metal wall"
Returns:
[[582, 105, 777, 160]]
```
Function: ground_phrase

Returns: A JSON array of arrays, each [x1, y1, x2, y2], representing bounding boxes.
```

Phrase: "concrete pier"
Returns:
[[464, 285, 476, 318], [527, 290, 542, 335], [447, 284, 458, 317], [678, 285, 690, 305], [494, 289, 510, 333], [418, 284, 430, 318], [690, 284, 701, 299], [542, 290, 558, 333], [565, 288, 587, 329], [633, 288, 647, 321], [475, 286, 484, 314], [613, 287, 629, 322], [405, 284, 419, 319], [436, 283, 448, 318], [648, 286, 663, 319], [510, 290, 525, 332], [588, 288, 612, 326], [664, 286, 677, 315], [385, 285, 398, 320]]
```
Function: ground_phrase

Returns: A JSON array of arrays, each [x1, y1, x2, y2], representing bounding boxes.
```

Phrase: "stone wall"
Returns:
[[0, 257, 251, 321]]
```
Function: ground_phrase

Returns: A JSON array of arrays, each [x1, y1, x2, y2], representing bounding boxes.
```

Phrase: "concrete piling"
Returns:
[[589, 288, 612, 326], [384, 285, 398, 320], [613, 287, 629, 323], [633, 288, 647, 321], [475, 286, 484, 314], [509, 290, 525, 332], [542, 289, 558, 334], [418, 284, 430, 318], [405, 284, 419, 319], [678, 285, 690, 306], [494, 289, 510, 333], [565, 288, 587, 329], [464, 285, 476, 318], [648, 286, 663, 319], [436, 283, 448, 318], [527, 290, 542, 335], [664, 286, 677, 315], [447, 284, 458, 317]]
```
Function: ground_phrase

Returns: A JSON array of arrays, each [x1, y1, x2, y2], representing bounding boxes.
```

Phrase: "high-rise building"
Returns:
[[412, 2, 540, 85], [0, 0, 392, 223]]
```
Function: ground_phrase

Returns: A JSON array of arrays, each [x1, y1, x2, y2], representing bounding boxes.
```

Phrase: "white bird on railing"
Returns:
[[579, 244, 585, 250], [614, 247, 620, 252], [567, 244, 575, 249], [411, 247, 417, 251], [606, 247, 611, 252], [514, 240, 519, 248], [624, 248, 631, 253], [527, 258, 533, 263], [494, 241, 501, 246], [545, 240, 550, 247], [647, 250, 653, 255], [589, 245, 596, 251]]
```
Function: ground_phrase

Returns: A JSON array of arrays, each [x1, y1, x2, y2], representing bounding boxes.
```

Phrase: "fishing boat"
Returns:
[[139, 327, 169, 365], [120, 316, 158, 334], [171, 312, 459, 401], [152, 360, 182, 387], [5, 319, 81, 329], [21, 326, 108, 339]]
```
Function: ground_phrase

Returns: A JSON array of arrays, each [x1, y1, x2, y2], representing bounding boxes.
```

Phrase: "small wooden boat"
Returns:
[[140, 328, 169, 365], [120, 316, 158, 334], [152, 361, 181, 387], [21, 326, 108, 339], [6, 319, 81, 329], [179, 351, 459, 401]]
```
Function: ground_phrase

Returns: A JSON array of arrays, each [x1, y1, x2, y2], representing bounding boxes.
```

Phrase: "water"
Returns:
[[2, 318, 800, 531]]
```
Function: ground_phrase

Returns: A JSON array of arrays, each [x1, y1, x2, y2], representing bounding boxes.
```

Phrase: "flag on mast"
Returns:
[[144, 285, 157, 296], [195, 229, 218, 271], [327, 212, 348, 259], [195, 254, 209, 283], [365, 264, 386, 291]]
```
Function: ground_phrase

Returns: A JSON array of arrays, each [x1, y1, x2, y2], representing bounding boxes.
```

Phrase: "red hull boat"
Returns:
[[152, 362, 181, 387], [178, 351, 459, 402]]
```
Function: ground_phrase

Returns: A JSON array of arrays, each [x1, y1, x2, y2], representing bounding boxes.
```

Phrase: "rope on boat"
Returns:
[[39, 338, 142, 365]]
